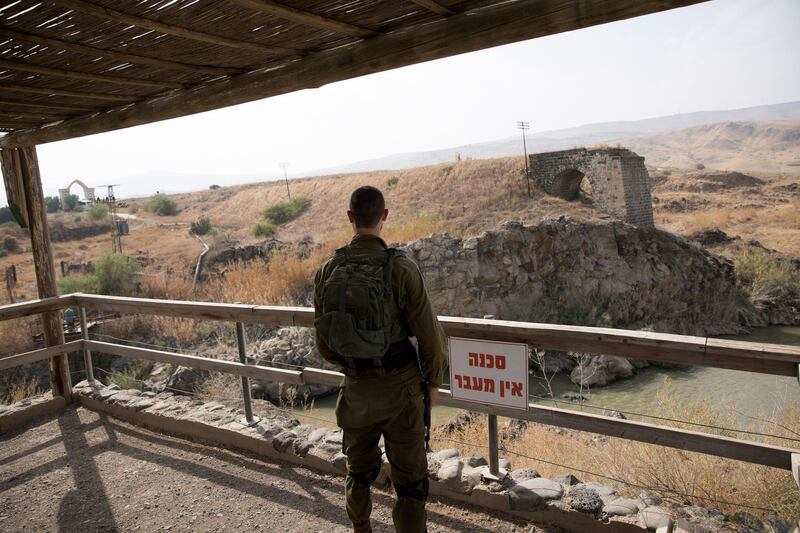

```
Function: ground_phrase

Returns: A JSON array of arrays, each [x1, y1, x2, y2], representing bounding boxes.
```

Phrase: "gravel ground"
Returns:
[[1, 407, 561, 532]]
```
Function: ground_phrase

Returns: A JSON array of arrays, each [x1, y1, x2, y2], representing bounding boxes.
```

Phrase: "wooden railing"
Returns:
[[1, 293, 799, 475]]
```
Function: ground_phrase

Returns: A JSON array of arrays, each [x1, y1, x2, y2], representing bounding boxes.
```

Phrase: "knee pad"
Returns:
[[348, 464, 381, 488], [393, 476, 429, 502]]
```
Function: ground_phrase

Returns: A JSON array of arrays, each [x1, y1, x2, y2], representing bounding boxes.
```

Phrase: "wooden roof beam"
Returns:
[[0, 83, 136, 102], [0, 58, 181, 89], [50, 0, 302, 56], [0, 0, 709, 147], [0, 28, 242, 76], [0, 111, 68, 121], [0, 98, 95, 112], [409, 0, 455, 16], [228, 0, 379, 38]]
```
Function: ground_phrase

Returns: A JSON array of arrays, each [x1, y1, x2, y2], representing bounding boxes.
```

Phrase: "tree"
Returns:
[[0, 206, 15, 225], [94, 254, 141, 296], [209, 184, 221, 190], [190, 217, 213, 236], [62, 194, 80, 212], [87, 203, 108, 221], [45, 196, 61, 213], [146, 194, 178, 216]]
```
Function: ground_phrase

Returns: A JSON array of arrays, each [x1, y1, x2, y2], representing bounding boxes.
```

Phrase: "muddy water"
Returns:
[[299, 326, 800, 429]]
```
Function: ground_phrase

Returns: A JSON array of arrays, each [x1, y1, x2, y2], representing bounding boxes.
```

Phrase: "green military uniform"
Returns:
[[314, 234, 447, 533]]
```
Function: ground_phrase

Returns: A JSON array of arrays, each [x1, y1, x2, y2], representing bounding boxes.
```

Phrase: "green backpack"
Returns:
[[314, 246, 409, 369]]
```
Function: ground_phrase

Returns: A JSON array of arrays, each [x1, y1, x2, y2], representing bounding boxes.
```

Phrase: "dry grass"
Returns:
[[0, 318, 36, 357], [433, 381, 800, 521], [1, 377, 42, 404]]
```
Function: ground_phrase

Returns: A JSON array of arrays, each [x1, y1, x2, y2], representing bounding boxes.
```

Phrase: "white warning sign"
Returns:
[[448, 337, 529, 410]]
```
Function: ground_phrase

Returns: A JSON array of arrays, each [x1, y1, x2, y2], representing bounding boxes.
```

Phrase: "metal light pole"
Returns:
[[281, 162, 291, 199], [517, 121, 531, 197]]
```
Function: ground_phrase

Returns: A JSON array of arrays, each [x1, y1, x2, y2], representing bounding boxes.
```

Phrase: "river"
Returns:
[[297, 326, 800, 430]]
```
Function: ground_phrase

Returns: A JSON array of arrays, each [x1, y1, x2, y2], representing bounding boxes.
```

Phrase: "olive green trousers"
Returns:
[[335, 364, 429, 533]]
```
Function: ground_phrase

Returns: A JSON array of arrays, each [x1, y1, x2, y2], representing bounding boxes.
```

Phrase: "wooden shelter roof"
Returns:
[[0, 0, 705, 147]]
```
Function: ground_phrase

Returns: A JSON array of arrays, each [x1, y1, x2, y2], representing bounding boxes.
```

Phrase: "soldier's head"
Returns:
[[348, 186, 388, 235]]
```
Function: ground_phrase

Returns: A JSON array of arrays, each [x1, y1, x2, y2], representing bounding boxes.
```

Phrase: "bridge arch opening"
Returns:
[[550, 168, 585, 201]]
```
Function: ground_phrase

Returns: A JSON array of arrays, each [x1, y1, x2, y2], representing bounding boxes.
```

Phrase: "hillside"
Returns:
[[625, 120, 800, 172], [308, 101, 800, 175]]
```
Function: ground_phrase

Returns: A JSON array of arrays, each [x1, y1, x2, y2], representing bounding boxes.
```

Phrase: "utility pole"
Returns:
[[280, 162, 290, 199], [517, 121, 531, 197], [98, 184, 122, 253]]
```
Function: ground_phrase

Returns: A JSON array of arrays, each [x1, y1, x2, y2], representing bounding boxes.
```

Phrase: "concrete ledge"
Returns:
[[72, 381, 659, 532], [0, 393, 68, 433]]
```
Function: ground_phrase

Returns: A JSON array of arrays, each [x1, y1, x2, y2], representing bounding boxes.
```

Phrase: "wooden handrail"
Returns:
[[71, 293, 800, 376], [0, 294, 798, 376]]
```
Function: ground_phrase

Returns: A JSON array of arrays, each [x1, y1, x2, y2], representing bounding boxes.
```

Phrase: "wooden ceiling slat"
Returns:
[[0, 111, 67, 121], [228, 0, 379, 38], [50, 0, 303, 56], [0, 0, 709, 148], [409, 0, 455, 16], [0, 58, 181, 89], [0, 98, 96, 112], [0, 83, 136, 102], [0, 28, 242, 76]]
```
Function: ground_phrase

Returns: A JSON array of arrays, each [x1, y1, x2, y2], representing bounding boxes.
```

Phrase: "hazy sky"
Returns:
[[5, 0, 800, 203]]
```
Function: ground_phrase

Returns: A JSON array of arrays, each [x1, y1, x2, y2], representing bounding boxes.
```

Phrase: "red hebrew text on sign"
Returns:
[[448, 337, 528, 410]]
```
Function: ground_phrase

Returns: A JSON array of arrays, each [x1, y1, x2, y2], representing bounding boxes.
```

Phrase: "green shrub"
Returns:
[[735, 249, 800, 305], [62, 194, 80, 212], [263, 196, 311, 225], [2, 236, 19, 253], [253, 222, 276, 238], [146, 194, 178, 216], [87, 203, 108, 221], [94, 254, 141, 296], [45, 196, 61, 213], [209, 184, 220, 190], [58, 274, 100, 295], [190, 217, 213, 236], [387, 176, 399, 188], [695, 163, 706, 170], [0, 206, 15, 225], [107, 369, 144, 391]]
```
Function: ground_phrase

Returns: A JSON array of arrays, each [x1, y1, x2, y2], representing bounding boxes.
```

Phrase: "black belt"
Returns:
[[348, 337, 417, 370]]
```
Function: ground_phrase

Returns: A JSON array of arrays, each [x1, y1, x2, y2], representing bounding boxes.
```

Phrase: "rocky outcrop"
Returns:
[[250, 327, 339, 402], [405, 218, 740, 337]]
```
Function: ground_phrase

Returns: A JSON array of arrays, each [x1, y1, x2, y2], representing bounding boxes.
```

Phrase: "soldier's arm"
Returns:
[[395, 257, 447, 388], [313, 265, 345, 367]]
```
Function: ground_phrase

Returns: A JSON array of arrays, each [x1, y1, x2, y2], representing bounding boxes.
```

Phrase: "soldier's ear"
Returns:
[[382, 209, 388, 222], [347, 210, 356, 224]]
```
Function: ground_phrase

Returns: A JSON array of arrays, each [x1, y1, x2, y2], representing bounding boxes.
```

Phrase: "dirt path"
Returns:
[[1, 407, 560, 532]]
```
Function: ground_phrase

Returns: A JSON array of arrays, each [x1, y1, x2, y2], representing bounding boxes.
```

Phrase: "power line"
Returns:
[[517, 120, 531, 196]]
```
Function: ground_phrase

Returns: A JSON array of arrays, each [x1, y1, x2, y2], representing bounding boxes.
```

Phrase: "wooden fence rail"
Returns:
[[1, 293, 799, 473]]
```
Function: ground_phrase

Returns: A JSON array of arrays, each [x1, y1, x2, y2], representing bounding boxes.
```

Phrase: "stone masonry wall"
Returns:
[[529, 148, 655, 227]]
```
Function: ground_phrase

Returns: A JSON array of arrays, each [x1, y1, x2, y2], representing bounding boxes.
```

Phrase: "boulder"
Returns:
[[564, 486, 603, 514], [512, 477, 563, 501], [603, 497, 639, 516], [640, 506, 671, 530], [570, 355, 635, 387], [510, 468, 540, 482], [163, 366, 209, 393]]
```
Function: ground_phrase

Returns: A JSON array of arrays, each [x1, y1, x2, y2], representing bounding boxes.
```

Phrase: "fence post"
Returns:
[[79, 307, 95, 383], [488, 414, 500, 475], [482, 314, 501, 476], [236, 321, 258, 426]]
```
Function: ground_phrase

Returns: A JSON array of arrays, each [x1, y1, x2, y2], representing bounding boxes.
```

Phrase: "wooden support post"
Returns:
[[16, 147, 72, 400]]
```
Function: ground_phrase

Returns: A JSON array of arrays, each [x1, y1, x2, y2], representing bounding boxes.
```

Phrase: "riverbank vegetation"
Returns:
[[431, 381, 800, 521]]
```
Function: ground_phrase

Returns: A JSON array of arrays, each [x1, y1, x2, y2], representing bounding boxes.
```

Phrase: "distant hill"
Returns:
[[624, 120, 800, 172], [306, 101, 800, 175]]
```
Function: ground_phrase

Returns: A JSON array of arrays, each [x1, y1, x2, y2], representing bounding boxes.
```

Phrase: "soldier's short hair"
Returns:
[[349, 186, 385, 228]]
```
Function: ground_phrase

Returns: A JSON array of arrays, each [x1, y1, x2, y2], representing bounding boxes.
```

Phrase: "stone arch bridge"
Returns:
[[58, 178, 95, 207], [529, 148, 654, 227]]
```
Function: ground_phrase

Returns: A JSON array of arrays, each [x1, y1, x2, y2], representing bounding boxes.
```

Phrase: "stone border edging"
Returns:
[[0, 392, 67, 433], [71, 380, 668, 532]]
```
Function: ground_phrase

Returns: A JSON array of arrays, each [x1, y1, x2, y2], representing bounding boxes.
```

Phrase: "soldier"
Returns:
[[314, 186, 447, 533]]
